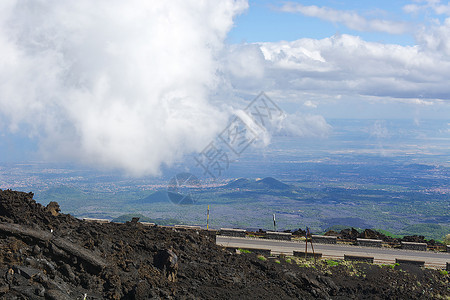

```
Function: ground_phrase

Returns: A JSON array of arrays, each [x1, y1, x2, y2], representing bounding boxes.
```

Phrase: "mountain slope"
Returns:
[[134, 190, 194, 205], [225, 177, 290, 190], [0, 189, 448, 299]]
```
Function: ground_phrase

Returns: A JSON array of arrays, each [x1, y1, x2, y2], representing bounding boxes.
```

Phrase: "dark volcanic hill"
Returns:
[[225, 177, 290, 190], [255, 177, 290, 190], [0, 189, 448, 299], [134, 190, 169, 204], [224, 178, 251, 189]]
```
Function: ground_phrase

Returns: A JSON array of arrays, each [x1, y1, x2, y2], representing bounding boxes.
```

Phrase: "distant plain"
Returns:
[[1, 119, 449, 240]]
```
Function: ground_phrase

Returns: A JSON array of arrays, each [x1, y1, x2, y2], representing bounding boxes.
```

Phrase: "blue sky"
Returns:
[[228, 0, 418, 45]]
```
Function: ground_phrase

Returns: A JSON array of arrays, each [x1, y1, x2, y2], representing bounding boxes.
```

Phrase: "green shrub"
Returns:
[[275, 260, 281, 264], [381, 263, 398, 269], [238, 248, 251, 254], [257, 255, 267, 261], [439, 270, 448, 275], [326, 260, 339, 267], [443, 234, 450, 245]]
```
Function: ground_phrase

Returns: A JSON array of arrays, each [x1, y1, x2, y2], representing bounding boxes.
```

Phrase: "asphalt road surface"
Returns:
[[216, 236, 450, 268]]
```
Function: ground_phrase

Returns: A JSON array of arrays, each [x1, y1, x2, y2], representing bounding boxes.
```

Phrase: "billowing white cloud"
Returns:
[[0, 0, 248, 176], [280, 3, 411, 34], [256, 1, 450, 107], [4, 0, 449, 174], [226, 33, 450, 103], [225, 44, 266, 79], [416, 17, 450, 55]]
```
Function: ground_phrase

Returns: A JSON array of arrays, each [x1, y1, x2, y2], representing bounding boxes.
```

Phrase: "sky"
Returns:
[[224, 0, 450, 119], [228, 0, 417, 44], [0, 0, 449, 175]]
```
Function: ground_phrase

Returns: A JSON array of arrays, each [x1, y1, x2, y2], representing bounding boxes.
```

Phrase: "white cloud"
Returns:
[[404, 0, 450, 16], [3, 0, 449, 174], [225, 44, 266, 79], [369, 120, 389, 139], [0, 0, 248, 176], [277, 113, 331, 138], [303, 100, 318, 108], [416, 17, 450, 55], [225, 33, 450, 103], [280, 3, 411, 34], [403, 4, 422, 14]]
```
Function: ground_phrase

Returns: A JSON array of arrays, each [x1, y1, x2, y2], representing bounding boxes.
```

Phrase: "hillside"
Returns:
[[133, 191, 169, 204], [224, 178, 251, 189], [0, 189, 448, 299], [225, 177, 290, 190], [134, 190, 194, 205]]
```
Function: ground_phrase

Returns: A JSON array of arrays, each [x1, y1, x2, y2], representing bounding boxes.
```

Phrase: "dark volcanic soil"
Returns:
[[0, 189, 449, 299]]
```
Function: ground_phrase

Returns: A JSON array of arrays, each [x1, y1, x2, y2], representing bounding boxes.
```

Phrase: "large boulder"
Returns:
[[153, 249, 178, 282]]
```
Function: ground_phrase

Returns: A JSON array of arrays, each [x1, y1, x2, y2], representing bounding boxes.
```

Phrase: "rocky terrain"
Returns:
[[0, 189, 449, 299]]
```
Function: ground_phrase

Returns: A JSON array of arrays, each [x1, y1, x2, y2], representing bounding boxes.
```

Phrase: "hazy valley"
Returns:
[[2, 119, 449, 241]]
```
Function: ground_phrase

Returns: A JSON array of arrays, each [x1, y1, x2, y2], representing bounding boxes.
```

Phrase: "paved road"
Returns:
[[216, 236, 450, 268]]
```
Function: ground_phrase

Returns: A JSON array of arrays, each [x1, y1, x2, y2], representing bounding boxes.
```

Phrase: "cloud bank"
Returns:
[[4, 1, 448, 175], [0, 0, 248, 175], [219, 0, 447, 113], [226, 31, 450, 104]]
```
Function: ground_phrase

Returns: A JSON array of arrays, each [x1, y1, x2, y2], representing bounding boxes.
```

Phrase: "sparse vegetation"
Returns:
[[381, 263, 399, 269], [375, 229, 403, 239], [257, 255, 267, 261], [238, 248, 251, 254], [443, 234, 450, 245], [2, 189, 449, 299], [400, 224, 450, 242], [326, 260, 339, 267]]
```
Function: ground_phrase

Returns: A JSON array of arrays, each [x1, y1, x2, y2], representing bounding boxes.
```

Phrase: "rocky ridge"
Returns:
[[0, 189, 448, 299]]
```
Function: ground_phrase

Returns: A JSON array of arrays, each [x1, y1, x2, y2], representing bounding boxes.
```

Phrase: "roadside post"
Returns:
[[305, 227, 317, 263], [273, 214, 277, 231], [207, 205, 210, 230]]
